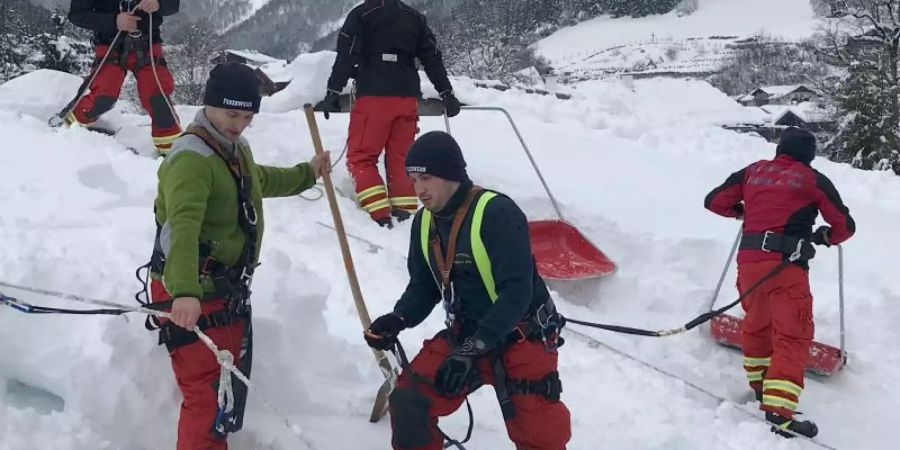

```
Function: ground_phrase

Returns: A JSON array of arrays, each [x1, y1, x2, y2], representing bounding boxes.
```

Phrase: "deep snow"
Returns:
[[1, 52, 899, 449]]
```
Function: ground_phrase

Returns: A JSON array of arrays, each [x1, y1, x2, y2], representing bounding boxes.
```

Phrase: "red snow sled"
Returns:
[[707, 231, 847, 376], [445, 106, 617, 280], [709, 314, 846, 376]]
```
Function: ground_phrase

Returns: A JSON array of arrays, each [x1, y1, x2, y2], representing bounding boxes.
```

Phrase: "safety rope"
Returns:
[[0, 280, 314, 449], [564, 247, 803, 338], [147, 12, 181, 130], [564, 328, 839, 450]]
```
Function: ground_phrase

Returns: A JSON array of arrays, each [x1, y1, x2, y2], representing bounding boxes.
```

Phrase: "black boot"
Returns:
[[391, 209, 412, 223], [375, 217, 394, 229], [766, 412, 818, 439]]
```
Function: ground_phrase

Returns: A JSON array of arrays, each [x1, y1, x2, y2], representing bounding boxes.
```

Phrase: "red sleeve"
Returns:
[[704, 168, 746, 218], [814, 171, 855, 244]]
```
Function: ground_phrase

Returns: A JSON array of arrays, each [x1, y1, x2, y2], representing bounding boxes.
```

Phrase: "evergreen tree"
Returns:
[[816, 0, 900, 174]]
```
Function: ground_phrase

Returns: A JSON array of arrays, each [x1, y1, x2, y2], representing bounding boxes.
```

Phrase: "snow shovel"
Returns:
[[304, 104, 399, 422], [706, 228, 847, 376], [445, 106, 617, 280]]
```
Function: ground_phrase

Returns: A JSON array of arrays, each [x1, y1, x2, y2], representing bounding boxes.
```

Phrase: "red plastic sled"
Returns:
[[707, 231, 847, 377], [710, 314, 846, 376], [529, 220, 617, 280]]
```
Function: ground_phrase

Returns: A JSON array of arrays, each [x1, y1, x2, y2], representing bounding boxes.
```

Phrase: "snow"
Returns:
[[535, 0, 820, 78], [222, 0, 276, 33], [3, 57, 900, 449]]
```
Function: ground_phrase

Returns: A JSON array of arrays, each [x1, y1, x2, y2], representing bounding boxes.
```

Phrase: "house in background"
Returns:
[[210, 49, 292, 96], [738, 84, 819, 107], [725, 101, 835, 142]]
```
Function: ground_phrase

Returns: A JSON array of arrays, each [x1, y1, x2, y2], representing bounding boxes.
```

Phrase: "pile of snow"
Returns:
[[2, 60, 900, 449]]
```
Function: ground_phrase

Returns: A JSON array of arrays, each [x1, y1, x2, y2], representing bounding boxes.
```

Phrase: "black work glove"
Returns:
[[364, 312, 405, 350], [434, 337, 489, 396], [315, 90, 342, 119], [441, 91, 461, 118], [811, 225, 832, 247]]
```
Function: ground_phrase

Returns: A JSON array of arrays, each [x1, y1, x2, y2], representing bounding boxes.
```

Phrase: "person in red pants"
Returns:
[[705, 127, 855, 438], [364, 132, 571, 450], [146, 63, 330, 449], [318, 0, 461, 229], [66, 0, 182, 155]]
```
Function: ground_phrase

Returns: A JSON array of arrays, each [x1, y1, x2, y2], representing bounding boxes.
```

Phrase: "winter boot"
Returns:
[[391, 209, 412, 223], [375, 217, 394, 229], [766, 412, 818, 439]]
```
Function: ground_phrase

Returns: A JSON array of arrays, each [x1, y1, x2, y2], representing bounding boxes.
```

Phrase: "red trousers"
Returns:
[[389, 333, 571, 450], [738, 261, 814, 419], [151, 280, 246, 450], [70, 43, 181, 153], [346, 96, 419, 220]]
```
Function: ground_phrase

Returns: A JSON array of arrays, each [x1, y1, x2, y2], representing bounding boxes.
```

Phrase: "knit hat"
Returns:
[[776, 127, 817, 164], [405, 131, 468, 182], [203, 62, 262, 113]]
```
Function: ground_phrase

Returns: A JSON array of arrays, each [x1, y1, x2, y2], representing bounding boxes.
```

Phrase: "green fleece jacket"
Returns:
[[154, 109, 316, 298]]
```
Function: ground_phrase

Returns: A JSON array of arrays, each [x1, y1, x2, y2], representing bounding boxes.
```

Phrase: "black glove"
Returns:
[[441, 91, 461, 118], [434, 337, 489, 396], [315, 90, 342, 119], [364, 312, 405, 350], [811, 225, 832, 247], [732, 203, 745, 219]]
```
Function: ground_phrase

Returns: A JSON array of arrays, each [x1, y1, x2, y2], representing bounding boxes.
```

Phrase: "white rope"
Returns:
[[147, 12, 181, 129], [0, 280, 313, 449]]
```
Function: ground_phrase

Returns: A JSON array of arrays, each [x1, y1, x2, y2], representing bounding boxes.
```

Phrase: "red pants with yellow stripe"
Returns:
[[150, 279, 245, 450], [738, 261, 814, 419], [389, 333, 571, 450], [346, 96, 419, 221], [68, 43, 182, 153]]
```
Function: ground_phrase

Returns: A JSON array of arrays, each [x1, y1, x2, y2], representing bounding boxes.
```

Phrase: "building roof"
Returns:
[[738, 84, 817, 102], [224, 49, 283, 66]]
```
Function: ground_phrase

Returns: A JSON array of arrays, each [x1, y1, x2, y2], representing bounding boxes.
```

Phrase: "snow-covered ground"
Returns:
[[2, 53, 899, 449], [535, 0, 820, 79]]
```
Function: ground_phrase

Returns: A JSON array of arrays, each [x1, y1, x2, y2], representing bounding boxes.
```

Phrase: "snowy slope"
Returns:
[[535, 0, 820, 80], [2, 61, 900, 449]]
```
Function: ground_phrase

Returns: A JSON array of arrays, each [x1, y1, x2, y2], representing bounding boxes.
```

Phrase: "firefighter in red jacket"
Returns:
[[66, 0, 182, 155], [317, 0, 461, 229], [705, 127, 855, 438]]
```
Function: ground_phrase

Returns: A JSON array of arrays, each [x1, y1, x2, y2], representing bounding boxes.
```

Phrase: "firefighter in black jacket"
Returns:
[[318, 0, 462, 229], [364, 132, 571, 450], [66, 0, 182, 155]]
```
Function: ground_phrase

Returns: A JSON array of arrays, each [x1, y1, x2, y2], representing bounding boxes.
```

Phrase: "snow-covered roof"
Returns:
[[258, 61, 292, 84], [751, 101, 830, 124], [739, 84, 816, 102], [224, 49, 283, 66]]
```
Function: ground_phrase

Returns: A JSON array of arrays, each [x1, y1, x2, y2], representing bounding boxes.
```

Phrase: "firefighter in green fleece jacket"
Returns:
[[146, 62, 331, 450]]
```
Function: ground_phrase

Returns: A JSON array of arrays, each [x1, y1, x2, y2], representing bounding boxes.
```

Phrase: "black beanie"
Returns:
[[405, 131, 468, 182], [776, 127, 817, 164], [203, 62, 262, 113]]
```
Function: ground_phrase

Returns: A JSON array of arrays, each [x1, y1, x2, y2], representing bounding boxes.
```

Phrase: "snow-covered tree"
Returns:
[[816, 0, 900, 174], [166, 18, 225, 105], [710, 35, 829, 96]]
